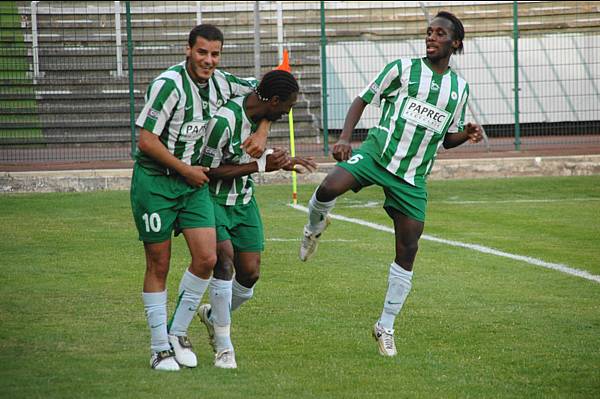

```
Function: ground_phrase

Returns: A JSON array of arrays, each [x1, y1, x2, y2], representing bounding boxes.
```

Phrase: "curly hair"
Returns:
[[255, 70, 299, 102]]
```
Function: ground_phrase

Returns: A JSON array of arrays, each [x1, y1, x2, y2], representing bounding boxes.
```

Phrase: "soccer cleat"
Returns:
[[197, 304, 216, 353], [150, 349, 180, 371], [168, 334, 197, 368], [299, 217, 331, 262], [372, 323, 397, 357], [214, 349, 237, 369]]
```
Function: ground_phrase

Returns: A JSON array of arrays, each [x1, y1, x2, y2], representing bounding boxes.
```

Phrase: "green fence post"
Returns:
[[513, 1, 520, 151], [320, 1, 329, 155], [126, 1, 136, 158]]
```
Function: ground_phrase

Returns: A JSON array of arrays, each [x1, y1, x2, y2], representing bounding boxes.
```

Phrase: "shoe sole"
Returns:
[[215, 362, 237, 369], [152, 363, 180, 371]]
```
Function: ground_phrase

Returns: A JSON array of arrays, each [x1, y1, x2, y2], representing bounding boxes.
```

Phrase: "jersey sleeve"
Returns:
[[136, 78, 180, 135], [358, 60, 402, 108], [223, 71, 258, 97], [447, 84, 469, 133], [200, 115, 231, 168]]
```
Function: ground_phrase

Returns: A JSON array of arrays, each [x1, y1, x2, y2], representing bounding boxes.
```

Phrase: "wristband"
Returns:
[[256, 148, 274, 173]]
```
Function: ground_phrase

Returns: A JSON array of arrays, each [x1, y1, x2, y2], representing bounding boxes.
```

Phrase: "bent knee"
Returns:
[[147, 265, 169, 281], [237, 260, 260, 287], [399, 241, 419, 257], [190, 253, 217, 274], [214, 258, 234, 280], [316, 181, 340, 202], [237, 270, 260, 287]]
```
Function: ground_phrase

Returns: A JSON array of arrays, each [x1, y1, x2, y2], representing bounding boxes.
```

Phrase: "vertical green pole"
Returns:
[[126, 1, 136, 158], [513, 1, 520, 151], [320, 1, 329, 155]]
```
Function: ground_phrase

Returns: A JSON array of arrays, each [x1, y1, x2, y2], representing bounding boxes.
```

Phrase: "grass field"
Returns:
[[1, 176, 599, 398]]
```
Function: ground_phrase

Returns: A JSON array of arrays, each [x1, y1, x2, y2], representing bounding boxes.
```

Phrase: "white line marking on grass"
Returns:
[[345, 201, 380, 208], [338, 198, 600, 208], [440, 198, 600, 205], [291, 204, 600, 284], [268, 238, 357, 242]]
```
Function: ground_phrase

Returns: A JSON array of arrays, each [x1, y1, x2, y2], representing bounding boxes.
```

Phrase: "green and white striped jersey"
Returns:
[[359, 57, 469, 188], [200, 96, 258, 206], [135, 61, 257, 174]]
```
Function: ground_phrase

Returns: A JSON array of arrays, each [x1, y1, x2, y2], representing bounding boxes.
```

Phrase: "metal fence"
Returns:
[[1, 1, 599, 164]]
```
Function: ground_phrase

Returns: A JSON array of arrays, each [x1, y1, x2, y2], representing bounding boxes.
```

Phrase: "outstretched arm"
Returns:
[[282, 156, 318, 174], [332, 97, 368, 162], [443, 123, 483, 149], [206, 148, 291, 180]]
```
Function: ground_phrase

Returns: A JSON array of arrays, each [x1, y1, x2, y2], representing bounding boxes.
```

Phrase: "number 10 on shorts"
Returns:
[[142, 212, 162, 233]]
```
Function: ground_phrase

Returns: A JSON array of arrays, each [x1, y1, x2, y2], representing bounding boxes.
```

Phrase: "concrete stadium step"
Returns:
[[0, 67, 323, 85], [0, 128, 131, 145], [31, 48, 319, 70], [18, 1, 599, 44], [0, 98, 318, 116], [0, 122, 318, 145], [1, 110, 317, 131]]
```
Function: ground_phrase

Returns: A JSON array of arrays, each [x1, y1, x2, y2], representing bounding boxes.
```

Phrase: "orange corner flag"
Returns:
[[275, 49, 291, 73]]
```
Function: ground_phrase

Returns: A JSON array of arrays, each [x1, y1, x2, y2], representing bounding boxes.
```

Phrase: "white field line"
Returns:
[[439, 198, 600, 205], [290, 204, 600, 284], [339, 198, 600, 207], [268, 238, 357, 242]]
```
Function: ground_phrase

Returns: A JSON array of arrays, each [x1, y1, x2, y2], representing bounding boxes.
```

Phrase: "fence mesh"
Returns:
[[0, 1, 599, 164]]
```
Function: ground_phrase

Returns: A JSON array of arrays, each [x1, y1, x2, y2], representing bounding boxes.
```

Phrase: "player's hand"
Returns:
[[265, 148, 291, 172], [283, 156, 318, 174], [332, 139, 352, 162], [183, 166, 210, 187], [242, 134, 267, 158], [465, 123, 483, 143]]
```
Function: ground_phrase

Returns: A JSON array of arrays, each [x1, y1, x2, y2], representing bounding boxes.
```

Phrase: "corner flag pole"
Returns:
[[275, 49, 298, 205]]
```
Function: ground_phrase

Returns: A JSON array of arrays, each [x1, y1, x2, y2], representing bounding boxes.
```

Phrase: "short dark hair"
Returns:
[[256, 70, 299, 102], [435, 11, 465, 54], [188, 24, 224, 48]]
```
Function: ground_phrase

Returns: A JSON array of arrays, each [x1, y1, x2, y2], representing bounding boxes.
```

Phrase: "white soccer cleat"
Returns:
[[168, 334, 197, 368], [214, 349, 237, 369], [299, 217, 330, 262], [197, 304, 216, 353], [150, 349, 180, 371], [372, 323, 397, 357]]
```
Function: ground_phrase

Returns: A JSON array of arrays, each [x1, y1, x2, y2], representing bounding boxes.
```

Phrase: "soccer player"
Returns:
[[196, 70, 317, 369], [298, 11, 483, 357], [131, 24, 270, 371]]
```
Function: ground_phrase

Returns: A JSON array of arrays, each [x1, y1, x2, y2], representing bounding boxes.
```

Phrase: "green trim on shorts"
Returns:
[[213, 196, 264, 252], [337, 149, 427, 222], [130, 163, 215, 243]]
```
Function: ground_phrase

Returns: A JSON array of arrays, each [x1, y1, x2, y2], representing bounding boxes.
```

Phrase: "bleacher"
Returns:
[[1, 1, 599, 162], [1, 1, 323, 158]]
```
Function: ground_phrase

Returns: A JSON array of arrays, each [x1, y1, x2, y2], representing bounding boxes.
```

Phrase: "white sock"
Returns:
[[231, 278, 254, 312], [142, 290, 170, 353], [168, 269, 210, 336], [378, 262, 413, 331], [209, 278, 233, 352], [307, 190, 336, 233], [214, 324, 232, 352]]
